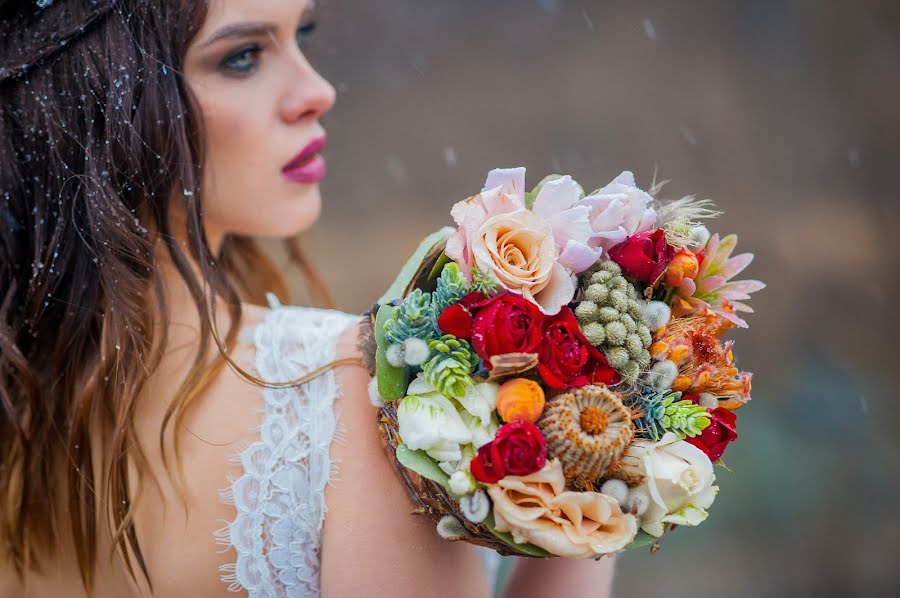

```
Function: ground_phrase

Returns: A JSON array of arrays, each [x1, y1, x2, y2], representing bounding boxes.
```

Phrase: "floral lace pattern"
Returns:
[[216, 295, 360, 597]]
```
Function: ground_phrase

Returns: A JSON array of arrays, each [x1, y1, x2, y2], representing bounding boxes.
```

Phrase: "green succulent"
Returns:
[[422, 334, 480, 399], [635, 390, 711, 441], [384, 289, 438, 345], [432, 262, 469, 317]]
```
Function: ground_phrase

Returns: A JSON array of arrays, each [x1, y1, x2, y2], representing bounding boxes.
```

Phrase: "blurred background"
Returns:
[[293, 1, 899, 596]]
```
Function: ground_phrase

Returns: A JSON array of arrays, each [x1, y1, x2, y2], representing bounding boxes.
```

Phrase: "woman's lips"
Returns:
[[282, 135, 327, 183]]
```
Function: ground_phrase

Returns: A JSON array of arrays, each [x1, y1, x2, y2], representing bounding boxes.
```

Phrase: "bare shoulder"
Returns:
[[321, 318, 492, 598]]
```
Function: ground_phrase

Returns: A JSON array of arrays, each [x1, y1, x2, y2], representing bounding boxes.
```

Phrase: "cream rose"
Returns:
[[486, 458, 638, 558], [471, 209, 575, 315], [624, 432, 719, 537]]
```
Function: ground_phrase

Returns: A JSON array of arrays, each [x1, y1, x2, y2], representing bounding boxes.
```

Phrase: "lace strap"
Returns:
[[216, 301, 360, 597]]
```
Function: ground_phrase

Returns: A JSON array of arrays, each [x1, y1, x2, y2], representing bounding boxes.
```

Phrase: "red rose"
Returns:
[[459, 290, 488, 308], [469, 292, 544, 367], [470, 421, 547, 483], [686, 407, 737, 462], [435, 291, 490, 340], [608, 228, 675, 283], [538, 307, 621, 389], [437, 303, 473, 339]]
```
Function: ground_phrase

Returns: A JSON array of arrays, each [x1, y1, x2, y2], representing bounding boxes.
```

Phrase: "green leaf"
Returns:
[[395, 444, 451, 490], [625, 530, 657, 550], [376, 347, 409, 401], [427, 252, 453, 282], [482, 512, 552, 557], [375, 304, 408, 400], [378, 227, 455, 305], [374, 303, 392, 348]]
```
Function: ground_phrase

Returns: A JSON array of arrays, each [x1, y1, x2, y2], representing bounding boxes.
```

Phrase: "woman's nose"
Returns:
[[279, 55, 336, 125]]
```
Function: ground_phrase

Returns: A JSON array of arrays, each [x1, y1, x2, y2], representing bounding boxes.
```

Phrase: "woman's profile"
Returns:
[[0, 1, 616, 596]]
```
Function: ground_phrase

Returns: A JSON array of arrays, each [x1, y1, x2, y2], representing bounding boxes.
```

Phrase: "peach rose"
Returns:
[[486, 458, 638, 558], [470, 209, 575, 315]]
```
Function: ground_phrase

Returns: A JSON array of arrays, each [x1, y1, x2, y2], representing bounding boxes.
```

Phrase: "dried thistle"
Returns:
[[655, 196, 723, 249], [537, 385, 634, 489]]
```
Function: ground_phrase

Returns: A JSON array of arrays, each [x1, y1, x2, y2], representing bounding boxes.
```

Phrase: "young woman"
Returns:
[[0, 0, 616, 596]]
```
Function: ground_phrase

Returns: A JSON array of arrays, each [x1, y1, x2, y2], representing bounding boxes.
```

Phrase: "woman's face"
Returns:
[[183, 0, 334, 246]]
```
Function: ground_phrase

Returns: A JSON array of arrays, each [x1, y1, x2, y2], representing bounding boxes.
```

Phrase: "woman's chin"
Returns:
[[268, 190, 323, 237]]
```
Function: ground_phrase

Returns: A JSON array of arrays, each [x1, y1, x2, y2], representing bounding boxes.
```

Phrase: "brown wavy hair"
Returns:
[[0, 0, 336, 592]]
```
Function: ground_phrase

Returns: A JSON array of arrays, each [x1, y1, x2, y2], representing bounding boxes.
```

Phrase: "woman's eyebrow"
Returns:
[[199, 22, 277, 48], [199, 1, 316, 49]]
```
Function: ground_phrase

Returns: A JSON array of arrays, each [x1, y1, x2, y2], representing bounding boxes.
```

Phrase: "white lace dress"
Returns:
[[215, 295, 502, 597]]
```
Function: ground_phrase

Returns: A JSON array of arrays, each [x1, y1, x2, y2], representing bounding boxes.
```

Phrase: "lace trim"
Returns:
[[216, 295, 360, 598]]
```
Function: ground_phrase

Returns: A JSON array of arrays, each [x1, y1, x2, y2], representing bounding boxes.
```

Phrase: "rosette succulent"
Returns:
[[422, 334, 480, 399], [634, 390, 711, 441], [574, 260, 652, 382]]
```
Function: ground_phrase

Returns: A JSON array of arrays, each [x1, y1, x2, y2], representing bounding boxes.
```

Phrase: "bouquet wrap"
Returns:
[[360, 168, 764, 559]]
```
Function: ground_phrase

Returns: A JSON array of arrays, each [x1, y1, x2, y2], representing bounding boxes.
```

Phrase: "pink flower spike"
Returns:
[[698, 274, 727, 294], [719, 252, 754, 280]]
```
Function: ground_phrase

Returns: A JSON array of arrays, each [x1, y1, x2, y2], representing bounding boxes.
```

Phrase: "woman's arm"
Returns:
[[321, 321, 493, 598], [501, 555, 617, 598]]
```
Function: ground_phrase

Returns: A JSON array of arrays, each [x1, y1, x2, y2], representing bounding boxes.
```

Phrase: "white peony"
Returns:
[[624, 432, 719, 537]]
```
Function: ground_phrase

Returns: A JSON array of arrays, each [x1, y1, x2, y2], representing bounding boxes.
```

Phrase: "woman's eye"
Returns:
[[296, 20, 317, 48], [222, 46, 261, 74]]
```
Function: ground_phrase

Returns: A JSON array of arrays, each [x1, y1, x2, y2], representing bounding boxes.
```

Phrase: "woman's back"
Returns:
[[6, 299, 492, 597]]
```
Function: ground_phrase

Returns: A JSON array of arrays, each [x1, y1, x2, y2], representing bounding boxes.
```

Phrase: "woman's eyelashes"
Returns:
[[219, 22, 318, 77], [221, 44, 263, 74], [296, 20, 317, 48]]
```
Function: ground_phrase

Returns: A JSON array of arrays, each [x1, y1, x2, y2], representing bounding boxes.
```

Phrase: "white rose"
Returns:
[[624, 432, 718, 537]]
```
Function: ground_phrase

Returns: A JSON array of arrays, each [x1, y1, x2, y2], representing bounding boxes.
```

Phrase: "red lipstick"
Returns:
[[282, 135, 327, 183]]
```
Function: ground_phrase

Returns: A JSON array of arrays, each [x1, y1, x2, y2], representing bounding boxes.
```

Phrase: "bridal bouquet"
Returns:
[[362, 167, 764, 559]]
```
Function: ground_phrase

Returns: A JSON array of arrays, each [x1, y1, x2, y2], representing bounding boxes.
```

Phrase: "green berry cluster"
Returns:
[[574, 260, 652, 382]]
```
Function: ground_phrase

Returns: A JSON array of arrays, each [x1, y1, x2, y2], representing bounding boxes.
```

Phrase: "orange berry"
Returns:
[[496, 378, 546, 424]]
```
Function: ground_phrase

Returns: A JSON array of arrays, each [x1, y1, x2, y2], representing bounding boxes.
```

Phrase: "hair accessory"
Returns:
[[0, 0, 122, 85]]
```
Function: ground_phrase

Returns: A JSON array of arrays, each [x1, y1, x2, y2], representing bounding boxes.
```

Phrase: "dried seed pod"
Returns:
[[537, 385, 634, 488]]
